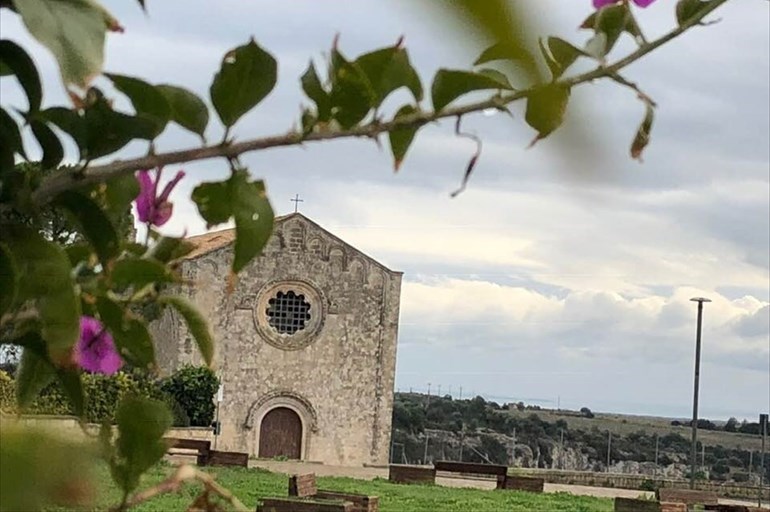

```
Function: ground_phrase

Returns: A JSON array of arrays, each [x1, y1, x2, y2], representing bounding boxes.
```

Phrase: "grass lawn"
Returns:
[[77, 463, 613, 512]]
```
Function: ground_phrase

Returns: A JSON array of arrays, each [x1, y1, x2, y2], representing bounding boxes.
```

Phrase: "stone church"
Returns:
[[153, 213, 402, 466]]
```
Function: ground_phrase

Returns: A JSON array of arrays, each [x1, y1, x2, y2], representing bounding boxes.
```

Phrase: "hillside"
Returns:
[[390, 393, 767, 486]]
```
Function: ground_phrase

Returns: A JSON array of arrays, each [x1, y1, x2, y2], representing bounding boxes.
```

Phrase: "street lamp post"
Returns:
[[689, 297, 711, 490]]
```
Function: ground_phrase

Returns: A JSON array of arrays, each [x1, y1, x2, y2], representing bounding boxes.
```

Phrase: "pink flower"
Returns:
[[593, 0, 656, 8], [73, 316, 123, 374], [135, 168, 185, 227]]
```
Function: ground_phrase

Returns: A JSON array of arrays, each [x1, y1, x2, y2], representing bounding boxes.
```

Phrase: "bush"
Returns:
[[1, 365, 207, 426], [161, 365, 219, 427], [0, 370, 15, 413], [639, 479, 658, 492]]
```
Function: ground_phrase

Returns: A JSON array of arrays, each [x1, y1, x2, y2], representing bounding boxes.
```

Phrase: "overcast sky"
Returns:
[[2, 1, 768, 421]]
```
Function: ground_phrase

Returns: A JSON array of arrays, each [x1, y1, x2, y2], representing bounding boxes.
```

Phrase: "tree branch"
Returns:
[[110, 465, 250, 512], [31, 0, 727, 205]]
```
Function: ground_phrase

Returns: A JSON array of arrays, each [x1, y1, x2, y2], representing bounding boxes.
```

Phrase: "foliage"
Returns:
[[391, 393, 763, 482], [0, 367, 198, 426], [160, 365, 219, 427], [0, 0, 736, 509]]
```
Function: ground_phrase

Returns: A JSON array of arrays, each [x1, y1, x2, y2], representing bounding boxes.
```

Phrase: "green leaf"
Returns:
[[389, 105, 419, 172], [355, 46, 423, 108], [301, 61, 331, 122], [631, 102, 655, 161], [83, 88, 157, 159], [329, 48, 375, 129], [96, 296, 154, 368], [0, 426, 97, 511], [191, 171, 274, 274], [53, 190, 119, 265], [525, 85, 571, 145], [0, 243, 18, 317], [55, 368, 84, 417], [590, 3, 631, 58], [65, 243, 93, 267], [540, 37, 586, 80], [191, 180, 233, 227], [0, 39, 42, 113], [111, 256, 174, 289], [210, 39, 277, 128], [106, 73, 171, 138], [145, 235, 195, 263], [231, 172, 274, 273], [0, 107, 25, 170], [474, 42, 530, 66], [431, 69, 513, 112], [16, 347, 55, 408], [476, 68, 514, 90], [30, 119, 64, 170], [40, 107, 86, 155], [4, 227, 80, 364], [13, 0, 113, 88], [103, 173, 140, 219], [112, 396, 172, 495], [156, 84, 209, 139], [676, 0, 711, 26], [159, 296, 214, 365]]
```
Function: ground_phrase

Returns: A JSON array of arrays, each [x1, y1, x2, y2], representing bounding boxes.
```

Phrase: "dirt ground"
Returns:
[[249, 460, 769, 509]]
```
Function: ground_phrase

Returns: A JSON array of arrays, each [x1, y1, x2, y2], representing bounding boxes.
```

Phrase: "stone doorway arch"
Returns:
[[258, 407, 302, 459], [244, 391, 317, 460]]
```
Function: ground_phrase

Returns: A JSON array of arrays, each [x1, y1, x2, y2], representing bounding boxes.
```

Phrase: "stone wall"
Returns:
[[153, 214, 402, 467], [513, 468, 770, 501]]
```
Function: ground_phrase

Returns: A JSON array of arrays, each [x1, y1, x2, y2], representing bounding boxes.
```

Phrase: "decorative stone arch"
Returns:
[[243, 391, 318, 460]]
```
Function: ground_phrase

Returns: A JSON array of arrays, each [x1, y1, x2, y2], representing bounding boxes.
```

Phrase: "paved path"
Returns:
[[249, 460, 768, 509]]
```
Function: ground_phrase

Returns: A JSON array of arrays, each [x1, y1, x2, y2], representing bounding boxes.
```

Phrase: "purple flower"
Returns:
[[135, 168, 185, 227], [593, 0, 656, 8], [73, 316, 123, 374]]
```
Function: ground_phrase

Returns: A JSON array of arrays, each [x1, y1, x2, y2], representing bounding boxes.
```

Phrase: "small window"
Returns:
[[266, 291, 311, 334]]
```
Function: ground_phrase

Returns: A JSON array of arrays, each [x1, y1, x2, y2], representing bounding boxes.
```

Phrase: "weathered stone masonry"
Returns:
[[153, 213, 402, 466]]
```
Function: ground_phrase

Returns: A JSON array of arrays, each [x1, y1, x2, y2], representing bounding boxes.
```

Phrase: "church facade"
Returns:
[[153, 213, 402, 466]]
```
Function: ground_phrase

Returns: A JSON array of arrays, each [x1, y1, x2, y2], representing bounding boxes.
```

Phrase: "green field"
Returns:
[[78, 464, 613, 512]]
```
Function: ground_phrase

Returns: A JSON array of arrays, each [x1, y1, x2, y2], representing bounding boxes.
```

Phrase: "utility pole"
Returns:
[[459, 429, 465, 462], [654, 434, 660, 475], [606, 431, 612, 473], [559, 429, 565, 470], [701, 443, 705, 468], [689, 297, 711, 490], [749, 450, 754, 479], [423, 430, 430, 465], [511, 428, 517, 467], [757, 414, 768, 508], [459, 386, 463, 401]]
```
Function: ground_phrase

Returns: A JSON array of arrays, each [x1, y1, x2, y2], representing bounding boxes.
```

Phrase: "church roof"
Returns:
[[181, 213, 400, 274]]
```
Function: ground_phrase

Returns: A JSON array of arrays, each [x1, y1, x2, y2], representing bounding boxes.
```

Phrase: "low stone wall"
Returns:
[[513, 468, 769, 501], [2, 413, 214, 443]]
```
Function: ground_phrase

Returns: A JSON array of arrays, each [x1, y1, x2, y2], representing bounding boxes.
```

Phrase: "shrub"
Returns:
[[160, 365, 219, 427]]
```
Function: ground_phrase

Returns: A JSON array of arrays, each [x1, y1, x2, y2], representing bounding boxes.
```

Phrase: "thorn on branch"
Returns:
[[450, 116, 482, 198]]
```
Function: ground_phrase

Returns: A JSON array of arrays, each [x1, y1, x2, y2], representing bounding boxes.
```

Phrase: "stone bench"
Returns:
[[657, 488, 719, 506], [288, 474, 379, 512], [208, 449, 249, 467], [705, 506, 766, 512], [165, 438, 211, 466], [614, 498, 661, 512], [257, 497, 353, 512], [499, 475, 545, 493], [388, 464, 436, 485]]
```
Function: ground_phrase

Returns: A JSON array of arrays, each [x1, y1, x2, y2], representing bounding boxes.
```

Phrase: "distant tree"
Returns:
[[724, 417, 739, 432], [580, 407, 595, 419]]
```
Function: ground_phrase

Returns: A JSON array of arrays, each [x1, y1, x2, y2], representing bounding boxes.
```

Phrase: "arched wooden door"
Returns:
[[258, 407, 302, 459]]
